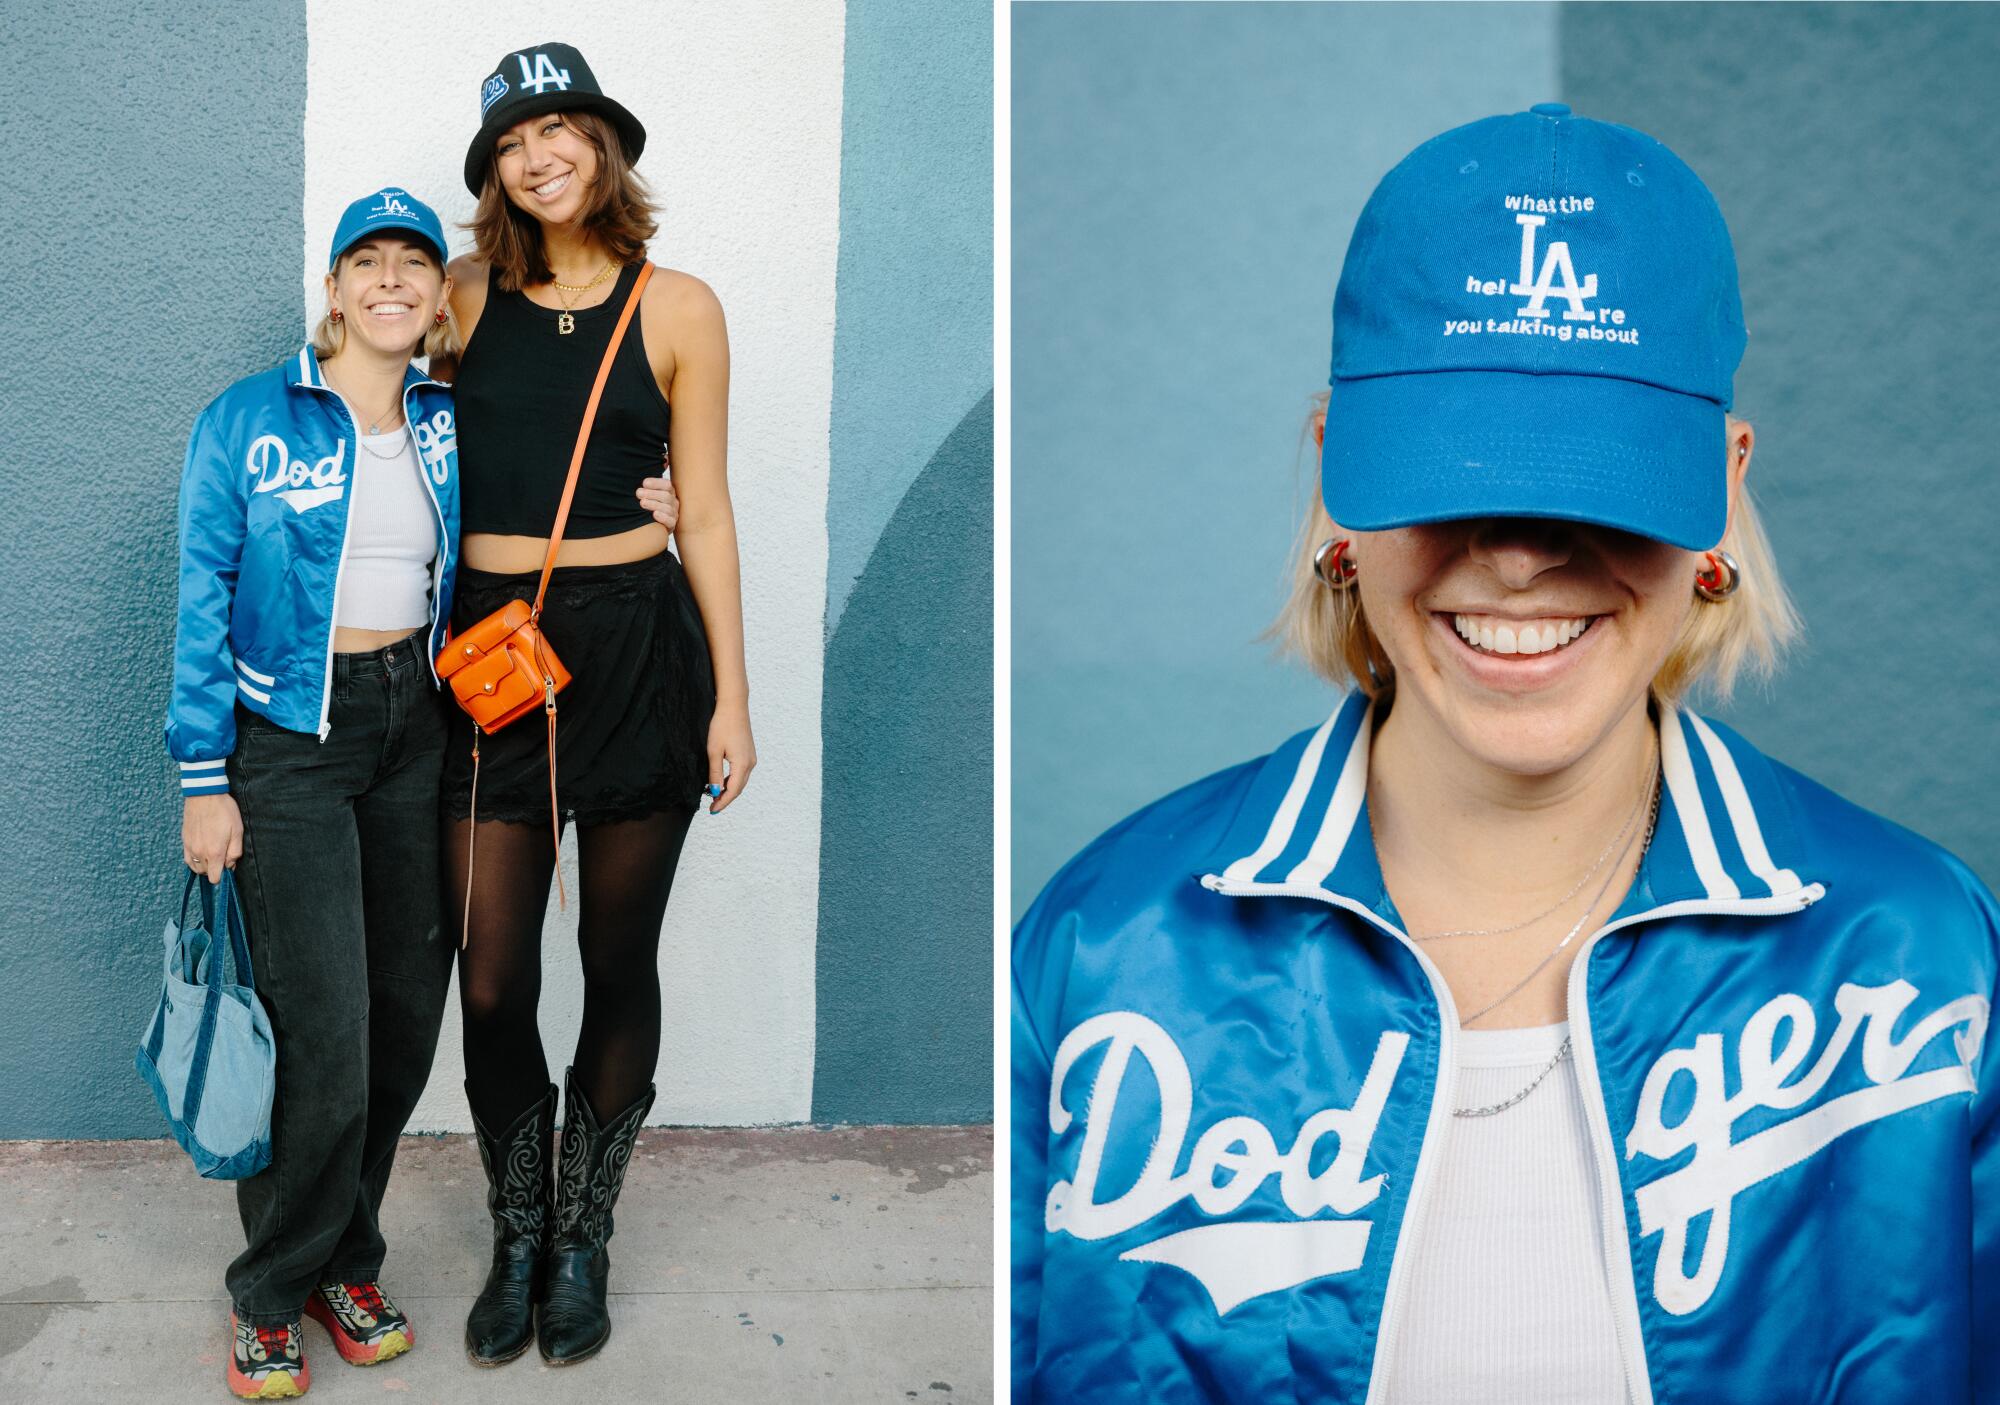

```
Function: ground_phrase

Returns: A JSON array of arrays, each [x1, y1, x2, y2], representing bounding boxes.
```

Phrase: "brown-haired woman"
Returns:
[[436, 42, 755, 1369]]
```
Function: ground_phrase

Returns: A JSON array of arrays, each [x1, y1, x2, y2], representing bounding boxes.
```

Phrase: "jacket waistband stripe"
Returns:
[[180, 774, 228, 791], [236, 676, 272, 704], [179, 759, 226, 771], [1284, 699, 1375, 888], [1221, 708, 1342, 883], [1661, 706, 1740, 902], [234, 660, 278, 686], [1684, 712, 1802, 898]]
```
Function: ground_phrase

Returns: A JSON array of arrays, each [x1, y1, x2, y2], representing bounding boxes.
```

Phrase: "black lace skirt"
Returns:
[[443, 551, 714, 826]]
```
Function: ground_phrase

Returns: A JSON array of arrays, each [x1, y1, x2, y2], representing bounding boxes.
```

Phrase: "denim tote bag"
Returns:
[[134, 870, 275, 1179]]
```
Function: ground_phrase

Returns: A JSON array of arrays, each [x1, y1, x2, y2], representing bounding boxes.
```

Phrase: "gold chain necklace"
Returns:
[[549, 260, 618, 335]]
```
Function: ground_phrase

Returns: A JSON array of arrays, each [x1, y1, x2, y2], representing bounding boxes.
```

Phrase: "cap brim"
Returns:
[[1321, 369, 1728, 550], [464, 94, 647, 194]]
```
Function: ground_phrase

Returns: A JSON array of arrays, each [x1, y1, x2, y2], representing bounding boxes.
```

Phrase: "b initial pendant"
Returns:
[[558, 311, 576, 335]]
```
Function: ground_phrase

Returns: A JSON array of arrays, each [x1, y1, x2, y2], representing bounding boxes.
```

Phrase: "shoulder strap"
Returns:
[[532, 261, 655, 617]]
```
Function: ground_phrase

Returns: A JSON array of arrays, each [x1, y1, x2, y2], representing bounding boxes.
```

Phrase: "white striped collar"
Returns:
[[1202, 692, 1813, 917]]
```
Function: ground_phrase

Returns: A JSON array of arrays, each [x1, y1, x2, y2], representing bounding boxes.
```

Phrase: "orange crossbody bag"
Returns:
[[437, 262, 654, 945]]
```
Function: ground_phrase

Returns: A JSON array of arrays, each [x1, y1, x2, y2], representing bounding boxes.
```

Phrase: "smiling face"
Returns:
[[323, 236, 445, 361], [1349, 516, 1700, 773], [493, 111, 599, 226]]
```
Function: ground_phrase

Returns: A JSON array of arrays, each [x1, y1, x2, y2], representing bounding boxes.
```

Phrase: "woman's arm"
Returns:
[[168, 407, 247, 878], [659, 274, 755, 812]]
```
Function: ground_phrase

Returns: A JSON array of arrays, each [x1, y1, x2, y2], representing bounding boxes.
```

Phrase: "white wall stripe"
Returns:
[[235, 677, 272, 704], [1658, 705, 1739, 902], [1222, 708, 1341, 883], [1285, 700, 1376, 889], [235, 660, 278, 686], [306, 0, 842, 1130], [1684, 712, 1802, 897]]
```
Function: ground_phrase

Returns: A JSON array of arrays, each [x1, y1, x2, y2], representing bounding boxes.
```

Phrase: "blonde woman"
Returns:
[[169, 188, 461, 1397], [1012, 107, 1998, 1403]]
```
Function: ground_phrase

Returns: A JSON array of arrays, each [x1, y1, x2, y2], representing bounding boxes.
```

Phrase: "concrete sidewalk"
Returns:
[[0, 1126, 991, 1403]]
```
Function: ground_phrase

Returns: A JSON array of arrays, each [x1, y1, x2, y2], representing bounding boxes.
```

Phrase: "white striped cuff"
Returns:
[[179, 759, 229, 794]]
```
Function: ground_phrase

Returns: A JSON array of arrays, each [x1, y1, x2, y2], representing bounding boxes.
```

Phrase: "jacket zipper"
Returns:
[[1198, 874, 1459, 1405], [1202, 871, 1825, 1405], [1563, 884, 1824, 1405], [306, 378, 359, 741], [402, 379, 450, 687]]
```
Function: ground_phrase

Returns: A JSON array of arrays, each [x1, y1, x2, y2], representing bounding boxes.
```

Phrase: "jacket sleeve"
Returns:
[[1971, 876, 2000, 1402], [164, 406, 245, 795]]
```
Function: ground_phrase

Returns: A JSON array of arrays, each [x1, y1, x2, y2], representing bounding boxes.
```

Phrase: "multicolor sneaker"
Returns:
[[304, 1280, 413, 1366], [228, 1312, 309, 1399]]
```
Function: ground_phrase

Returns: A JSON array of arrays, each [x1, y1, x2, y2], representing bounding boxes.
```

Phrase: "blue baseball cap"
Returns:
[[327, 187, 449, 269], [1322, 104, 1745, 550]]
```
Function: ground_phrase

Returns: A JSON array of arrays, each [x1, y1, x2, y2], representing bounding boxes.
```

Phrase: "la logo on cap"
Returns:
[[516, 51, 572, 95], [370, 190, 416, 219]]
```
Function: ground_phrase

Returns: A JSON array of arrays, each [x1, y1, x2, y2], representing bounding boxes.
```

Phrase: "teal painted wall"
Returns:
[[1011, 1, 1559, 915], [1557, 0, 2000, 955], [0, 1, 309, 1137], [814, 0, 995, 1122]]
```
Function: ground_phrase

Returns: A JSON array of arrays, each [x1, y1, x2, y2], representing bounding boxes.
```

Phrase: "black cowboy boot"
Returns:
[[538, 1067, 654, 1365], [465, 1084, 555, 1366]]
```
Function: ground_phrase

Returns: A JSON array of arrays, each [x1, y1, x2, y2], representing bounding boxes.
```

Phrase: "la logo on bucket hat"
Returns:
[[464, 41, 646, 195], [1320, 103, 1746, 551]]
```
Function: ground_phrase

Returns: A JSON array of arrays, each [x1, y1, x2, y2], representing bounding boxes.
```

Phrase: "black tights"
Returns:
[[448, 807, 696, 1130]]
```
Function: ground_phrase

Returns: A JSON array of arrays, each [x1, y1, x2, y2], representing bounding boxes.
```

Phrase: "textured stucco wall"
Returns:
[[1557, 1, 2000, 945], [814, 0, 994, 1123], [0, 0, 992, 1137], [0, 1, 308, 1140], [1012, 2, 1559, 915]]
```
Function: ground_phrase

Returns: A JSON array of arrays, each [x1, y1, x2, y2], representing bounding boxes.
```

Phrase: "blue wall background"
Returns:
[[814, 0, 993, 1122], [1013, 0, 2000, 915], [0, 0, 992, 1138], [0, 1, 309, 1139]]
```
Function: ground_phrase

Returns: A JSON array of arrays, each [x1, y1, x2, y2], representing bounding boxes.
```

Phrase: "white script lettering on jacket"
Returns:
[[247, 434, 348, 515], [1043, 1010, 1407, 1314], [1625, 979, 1988, 1315]]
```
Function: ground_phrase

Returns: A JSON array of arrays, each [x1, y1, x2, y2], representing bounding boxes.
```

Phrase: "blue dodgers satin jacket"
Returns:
[[1013, 691, 2000, 1404], [165, 346, 458, 793]]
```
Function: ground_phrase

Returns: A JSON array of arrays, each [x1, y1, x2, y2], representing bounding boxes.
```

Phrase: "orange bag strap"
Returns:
[[531, 260, 656, 620]]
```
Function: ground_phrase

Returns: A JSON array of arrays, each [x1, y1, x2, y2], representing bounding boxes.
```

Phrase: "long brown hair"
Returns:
[[470, 111, 659, 292]]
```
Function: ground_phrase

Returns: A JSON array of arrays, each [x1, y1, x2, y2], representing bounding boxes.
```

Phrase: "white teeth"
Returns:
[[534, 173, 571, 198], [1451, 614, 1592, 657]]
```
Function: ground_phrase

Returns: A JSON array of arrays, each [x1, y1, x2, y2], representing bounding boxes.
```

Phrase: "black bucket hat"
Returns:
[[464, 42, 646, 195]]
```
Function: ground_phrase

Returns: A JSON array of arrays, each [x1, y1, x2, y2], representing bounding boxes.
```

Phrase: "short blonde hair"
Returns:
[[1274, 400, 1801, 704], [311, 249, 463, 365]]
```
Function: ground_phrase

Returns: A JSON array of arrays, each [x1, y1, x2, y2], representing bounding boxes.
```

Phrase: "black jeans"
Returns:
[[222, 636, 453, 1326]]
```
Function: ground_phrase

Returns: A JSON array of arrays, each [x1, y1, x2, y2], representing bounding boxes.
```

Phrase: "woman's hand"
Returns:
[[636, 456, 680, 531], [183, 793, 244, 882], [705, 700, 756, 814]]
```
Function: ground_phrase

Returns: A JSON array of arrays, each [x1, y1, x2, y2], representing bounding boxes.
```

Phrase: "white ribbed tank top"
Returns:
[[333, 427, 435, 631], [1381, 1021, 1632, 1404]]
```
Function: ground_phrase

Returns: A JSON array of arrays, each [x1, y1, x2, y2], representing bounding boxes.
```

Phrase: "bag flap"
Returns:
[[437, 598, 533, 679]]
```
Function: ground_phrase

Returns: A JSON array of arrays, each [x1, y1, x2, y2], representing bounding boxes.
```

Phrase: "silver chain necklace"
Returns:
[[357, 423, 410, 460], [1378, 737, 1663, 1115], [1454, 1035, 1572, 1119]]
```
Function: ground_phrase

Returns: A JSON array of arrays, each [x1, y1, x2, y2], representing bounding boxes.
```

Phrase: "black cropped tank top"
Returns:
[[454, 262, 670, 538]]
